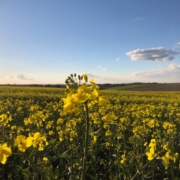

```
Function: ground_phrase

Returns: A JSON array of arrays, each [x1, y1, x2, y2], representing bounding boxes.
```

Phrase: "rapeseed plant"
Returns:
[[0, 143, 12, 164]]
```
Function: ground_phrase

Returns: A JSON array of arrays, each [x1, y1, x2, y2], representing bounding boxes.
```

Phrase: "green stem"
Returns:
[[131, 150, 163, 180], [81, 102, 90, 180]]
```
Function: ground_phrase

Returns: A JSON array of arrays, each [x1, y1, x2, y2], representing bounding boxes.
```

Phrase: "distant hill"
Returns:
[[98, 82, 158, 90], [125, 83, 180, 91], [1, 83, 180, 91]]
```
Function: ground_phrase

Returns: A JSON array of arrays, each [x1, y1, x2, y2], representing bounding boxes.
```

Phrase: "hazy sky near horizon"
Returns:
[[1, 0, 180, 84]]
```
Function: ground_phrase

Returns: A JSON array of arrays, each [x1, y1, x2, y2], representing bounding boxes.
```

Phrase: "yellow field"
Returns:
[[1, 83, 180, 179]]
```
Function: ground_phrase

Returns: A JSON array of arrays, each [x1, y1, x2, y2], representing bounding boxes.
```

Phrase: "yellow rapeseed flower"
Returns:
[[102, 113, 117, 122], [98, 96, 109, 107], [146, 139, 156, 161], [0, 143, 12, 164], [14, 135, 32, 152], [120, 154, 126, 164], [43, 157, 48, 163], [32, 132, 44, 146], [63, 95, 74, 112], [31, 132, 48, 151]]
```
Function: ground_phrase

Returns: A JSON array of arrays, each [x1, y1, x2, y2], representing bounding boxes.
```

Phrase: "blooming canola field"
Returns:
[[1, 75, 180, 179]]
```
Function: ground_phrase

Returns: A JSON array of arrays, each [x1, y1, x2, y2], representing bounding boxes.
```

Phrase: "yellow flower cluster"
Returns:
[[14, 135, 32, 152], [1, 80, 180, 178], [146, 139, 156, 160], [63, 76, 99, 114], [120, 154, 126, 164], [14, 132, 48, 152], [162, 142, 179, 169], [0, 132, 48, 165], [162, 151, 179, 169], [0, 143, 12, 164]]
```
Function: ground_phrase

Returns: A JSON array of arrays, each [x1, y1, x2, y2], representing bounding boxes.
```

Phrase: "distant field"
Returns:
[[105, 83, 180, 91], [104, 83, 158, 90], [1, 83, 180, 91], [1, 83, 180, 179], [126, 83, 180, 91]]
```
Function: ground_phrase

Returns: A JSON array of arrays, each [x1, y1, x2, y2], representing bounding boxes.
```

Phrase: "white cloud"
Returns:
[[177, 42, 180, 45], [87, 73, 99, 78], [97, 66, 106, 71], [132, 63, 180, 78], [87, 73, 131, 84], [126, 47, 180, 61], [17, 74, 33, 81], [116, 58, 120, 61]]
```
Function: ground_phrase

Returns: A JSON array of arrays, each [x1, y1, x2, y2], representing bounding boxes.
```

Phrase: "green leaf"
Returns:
[[44, 173, 51, 180], [86, 173, 97, 180], [54, 169, 60, 179], [21, 170, 30, 179], [49, 138, 57, 145]]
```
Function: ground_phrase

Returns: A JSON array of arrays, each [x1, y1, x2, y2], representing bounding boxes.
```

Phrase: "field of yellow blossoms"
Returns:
[[1, 74, 180, 180]]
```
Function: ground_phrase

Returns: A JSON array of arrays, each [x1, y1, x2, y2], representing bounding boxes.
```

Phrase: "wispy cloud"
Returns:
[[126, 47, 180, 62], [86, 73, 129, 83], [87, 73, 99, 78], [177, 42, 180, 45], [97, 66, 106, 71], [132, 63, 180, 78], [0, 76, 13, 79], [16, 74, 33, 80], [116, 58, 120, 61]]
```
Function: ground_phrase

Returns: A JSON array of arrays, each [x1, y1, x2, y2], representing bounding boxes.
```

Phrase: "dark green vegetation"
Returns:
[[102, 83, 180, 91], [104, 83, 158, 90]]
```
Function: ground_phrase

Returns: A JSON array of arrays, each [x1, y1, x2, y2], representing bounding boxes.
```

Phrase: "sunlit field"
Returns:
[[1, 75, 180, 180]]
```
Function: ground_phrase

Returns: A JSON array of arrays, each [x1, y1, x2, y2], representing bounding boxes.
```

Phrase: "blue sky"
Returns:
[[1, 0, 180, 84]]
